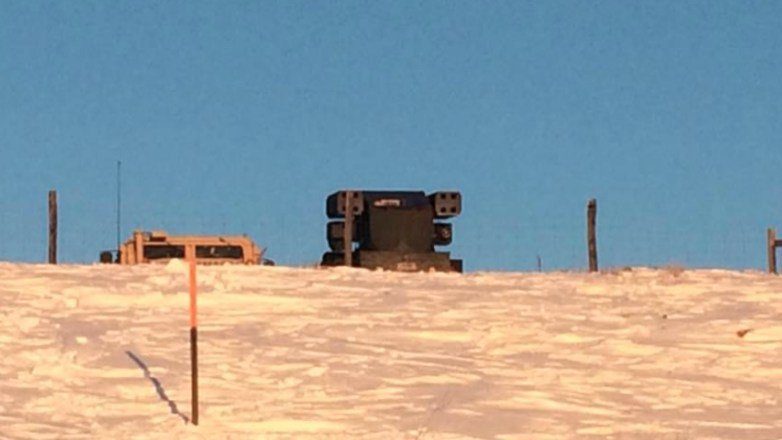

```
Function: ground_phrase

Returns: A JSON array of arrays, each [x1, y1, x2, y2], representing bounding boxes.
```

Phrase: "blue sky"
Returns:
[[1, 1, 781, 271]]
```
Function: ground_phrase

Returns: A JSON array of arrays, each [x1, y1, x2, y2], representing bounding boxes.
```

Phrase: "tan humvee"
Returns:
[[106, 230, 266, 265]]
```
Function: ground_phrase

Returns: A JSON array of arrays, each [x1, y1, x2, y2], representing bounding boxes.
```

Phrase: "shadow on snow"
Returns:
[[126, 350, 190, 424]]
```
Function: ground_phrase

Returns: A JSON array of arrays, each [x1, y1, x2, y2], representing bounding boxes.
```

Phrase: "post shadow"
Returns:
[[126, 350, 189, 424]]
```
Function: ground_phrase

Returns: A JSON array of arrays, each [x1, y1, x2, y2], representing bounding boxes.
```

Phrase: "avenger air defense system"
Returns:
[[321, 190, 462, 272]]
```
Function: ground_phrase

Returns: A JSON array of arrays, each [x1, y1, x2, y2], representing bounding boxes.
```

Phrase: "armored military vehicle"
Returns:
[[100, 230, 271, 265], [321, 190, 462, 272]]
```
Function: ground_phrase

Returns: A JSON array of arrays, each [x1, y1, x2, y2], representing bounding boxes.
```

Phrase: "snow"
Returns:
[[1, 262, 782, 439]]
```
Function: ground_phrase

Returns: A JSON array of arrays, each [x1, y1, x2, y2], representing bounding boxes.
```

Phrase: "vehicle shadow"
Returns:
[[126, 350, 190, 424]]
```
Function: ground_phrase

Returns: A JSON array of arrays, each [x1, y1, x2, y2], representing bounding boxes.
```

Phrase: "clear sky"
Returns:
[[1, 1, 781, 271]]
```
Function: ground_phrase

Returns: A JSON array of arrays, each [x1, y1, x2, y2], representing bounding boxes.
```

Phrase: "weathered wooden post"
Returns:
[[768, 228, 778, 274], [587, 199, 598, 272], [48, 190, 57, 264], [344, 191, 354, 267], [116, 160, 122, 254]]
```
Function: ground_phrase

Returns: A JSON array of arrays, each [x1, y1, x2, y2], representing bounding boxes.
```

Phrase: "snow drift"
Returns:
[[1, 262, 782, 439]]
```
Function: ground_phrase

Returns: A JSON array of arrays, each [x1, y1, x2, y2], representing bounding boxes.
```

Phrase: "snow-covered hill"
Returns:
[[2, 262, 782, 439]]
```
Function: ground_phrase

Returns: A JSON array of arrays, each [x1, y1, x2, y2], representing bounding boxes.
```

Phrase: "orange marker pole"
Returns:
[[188, 258, 199, 425]]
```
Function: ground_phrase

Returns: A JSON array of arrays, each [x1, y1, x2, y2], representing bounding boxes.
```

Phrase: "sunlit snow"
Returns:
[[1, 262, 781, 439]]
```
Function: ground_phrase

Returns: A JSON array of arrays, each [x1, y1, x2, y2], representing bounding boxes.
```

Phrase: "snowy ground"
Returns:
[[2, 262, 782, 439]]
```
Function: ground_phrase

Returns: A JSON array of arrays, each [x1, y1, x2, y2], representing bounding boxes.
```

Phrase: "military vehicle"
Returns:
[[321, 190, 462, 272], [100, 230, 271, 265]]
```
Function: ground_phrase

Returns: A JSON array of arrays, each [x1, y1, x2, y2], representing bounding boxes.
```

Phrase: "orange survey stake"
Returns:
[[189, 259, 197, 327], [188, 257, 199, 425]]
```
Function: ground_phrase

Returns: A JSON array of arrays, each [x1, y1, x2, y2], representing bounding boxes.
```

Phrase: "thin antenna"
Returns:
[[116, 160, 122, 252]]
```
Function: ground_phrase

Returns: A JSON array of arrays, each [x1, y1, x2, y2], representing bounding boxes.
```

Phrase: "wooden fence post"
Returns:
[[48, 190, 57, 264], [587, 199, 598, 272], [768, 228, 777, 274], [344, 191, 354, 267]]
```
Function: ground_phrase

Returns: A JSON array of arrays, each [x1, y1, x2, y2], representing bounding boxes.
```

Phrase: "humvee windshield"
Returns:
[[196, 245, 243, 259], [143, 245, 185, 260]]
